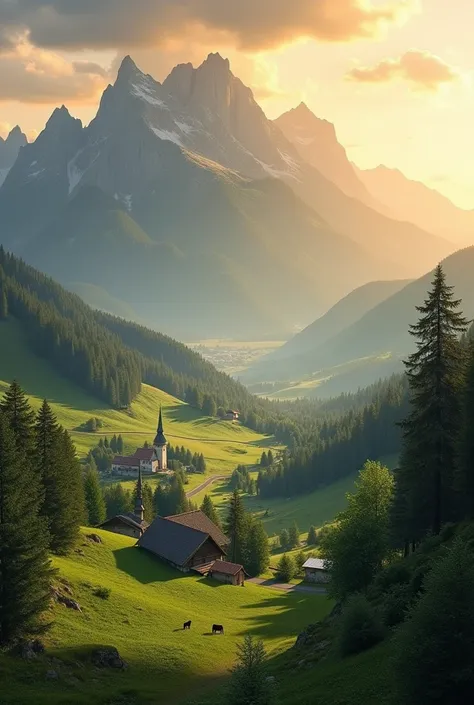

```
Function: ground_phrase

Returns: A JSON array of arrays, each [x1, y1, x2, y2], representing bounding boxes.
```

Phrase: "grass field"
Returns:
[[0, 528, 332, 705], [0, 319, 276, 472]]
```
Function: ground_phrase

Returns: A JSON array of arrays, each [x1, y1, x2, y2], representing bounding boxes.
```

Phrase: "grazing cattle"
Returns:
[[212, 624, 224, 634], [183, 620, 191, 630]]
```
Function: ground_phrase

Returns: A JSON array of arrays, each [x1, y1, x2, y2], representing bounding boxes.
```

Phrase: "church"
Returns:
[[111, 408, 168, 476]]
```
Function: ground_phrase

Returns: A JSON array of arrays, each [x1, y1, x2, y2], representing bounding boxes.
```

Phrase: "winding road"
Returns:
[[186, 474, 228, 498]]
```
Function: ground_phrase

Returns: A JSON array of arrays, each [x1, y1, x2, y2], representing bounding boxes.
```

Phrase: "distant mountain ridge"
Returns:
[[244, 247, 474, 390], [0, 54, 455, 338], [0, 125, 27, 187], [357, 164, 474, 246]]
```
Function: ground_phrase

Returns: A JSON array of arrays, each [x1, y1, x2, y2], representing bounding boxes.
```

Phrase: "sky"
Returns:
[[0, 0, 472, 209]]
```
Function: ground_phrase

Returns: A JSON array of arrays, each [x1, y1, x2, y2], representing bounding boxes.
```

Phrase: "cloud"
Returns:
[[0, 38, 107, 103], [0, 0, 419, 52], [346, 50, 460, 91]]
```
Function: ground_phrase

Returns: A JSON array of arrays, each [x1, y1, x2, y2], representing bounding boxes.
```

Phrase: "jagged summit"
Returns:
[[115, 54, 142, 84], [0, 124, 27, 175], [200, 52, 231, 71]]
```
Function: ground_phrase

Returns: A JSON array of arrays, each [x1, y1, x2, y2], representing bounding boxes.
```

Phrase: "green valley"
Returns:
[[0, 528, 331, 705]]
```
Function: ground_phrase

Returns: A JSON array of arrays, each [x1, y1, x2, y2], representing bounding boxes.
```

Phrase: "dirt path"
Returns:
[[186, 475, 228, 498], [247, 577, 327, 595]]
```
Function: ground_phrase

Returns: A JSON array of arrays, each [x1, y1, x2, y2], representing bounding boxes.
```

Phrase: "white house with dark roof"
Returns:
[[302, 558, 330, 583]]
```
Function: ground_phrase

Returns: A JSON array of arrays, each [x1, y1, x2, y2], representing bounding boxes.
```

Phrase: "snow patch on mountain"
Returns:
[[149, 125, 183, 147]]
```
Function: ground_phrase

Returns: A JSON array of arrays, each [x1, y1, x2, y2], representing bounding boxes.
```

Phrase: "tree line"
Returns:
[[0, 381, 85, 646]]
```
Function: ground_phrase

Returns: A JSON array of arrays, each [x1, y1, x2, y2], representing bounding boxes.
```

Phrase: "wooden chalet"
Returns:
[[208, 560, 247, 586], [138, 512, 226, 572], [98, 513, 149, 539]]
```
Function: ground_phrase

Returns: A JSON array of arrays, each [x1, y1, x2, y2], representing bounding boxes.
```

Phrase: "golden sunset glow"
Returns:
[[0, 0, 472, 207]]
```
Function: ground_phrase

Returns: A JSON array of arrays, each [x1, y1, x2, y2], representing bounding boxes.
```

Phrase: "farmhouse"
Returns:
[[98, 467, 149, 538], [138, 512, 226, 572], [112, 408, 168, 475], [208, 560, 247, 586], [302, 558, 330, 584], [223, 409, 239, 421]]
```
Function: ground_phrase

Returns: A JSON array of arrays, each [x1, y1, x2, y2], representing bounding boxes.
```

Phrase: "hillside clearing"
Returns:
[[0, 319, 276, 471], [0, 528, 331, 705]]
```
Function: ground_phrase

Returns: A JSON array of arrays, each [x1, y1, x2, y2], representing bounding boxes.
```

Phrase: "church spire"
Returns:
[[134, 465, 144, 523], [154, 406, 167, 447]]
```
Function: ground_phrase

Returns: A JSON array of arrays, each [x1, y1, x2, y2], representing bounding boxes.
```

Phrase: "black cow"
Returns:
[[212, 624, 224, 634], [183, 620, 191, 630]]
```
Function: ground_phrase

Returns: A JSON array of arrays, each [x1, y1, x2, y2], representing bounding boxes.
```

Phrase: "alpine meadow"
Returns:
[[1, 3, 474, 704]]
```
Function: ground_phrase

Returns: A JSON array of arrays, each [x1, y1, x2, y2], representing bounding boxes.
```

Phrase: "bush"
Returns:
[[93, 586, 111, 600], [339, 594, 384, 657], [276, 554, 295, 582], [381, 583, 413, 628]]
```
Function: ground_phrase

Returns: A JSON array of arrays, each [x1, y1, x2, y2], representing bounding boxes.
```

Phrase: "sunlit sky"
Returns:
[[0, 0, 472, 208]]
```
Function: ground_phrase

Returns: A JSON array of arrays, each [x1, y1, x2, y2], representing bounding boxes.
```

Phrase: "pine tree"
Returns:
[[228, 635, 274, 705], [0, 413, 53, 647], [60, 429, 86, 528], [394, 265, 468, 540], [247, 519, 270, 576], [35, 401, 81, 554], [276, 554, 295, 582], [260, 452, 268, 467], [83, 467, 106, 525], [279, 528, 289, 549], [457, 340, 474, 518], [154, 483, 167, 517], [267, 450, 274, 466], [200, 494, 221, 528], [225, 489, 248, 564], [307, 525, 318, 545], [117, 434, 124, 454], [0, 284, 7, 319], [104, 484, 132, 518], [0, 380, 36, 455], [288, 521, 300, 548]]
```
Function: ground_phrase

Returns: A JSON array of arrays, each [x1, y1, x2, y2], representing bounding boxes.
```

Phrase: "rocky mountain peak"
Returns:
[[115, 54, 142, 85], [6, 125, 27, 145], [0, 125, 28, 172]]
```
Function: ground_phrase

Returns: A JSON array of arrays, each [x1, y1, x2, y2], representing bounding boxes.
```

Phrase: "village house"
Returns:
[[111, 408, 168, 476], [223, 409, 239, 421], [208, 560, 247, 586], [138, 513, 226, 572], [302, 558, 330, 583], [98, 466, 149, 538]]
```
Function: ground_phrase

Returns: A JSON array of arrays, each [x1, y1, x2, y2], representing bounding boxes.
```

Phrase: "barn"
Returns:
[[208, 560, 247, 586], [302, 558, 330, 583], [138, 513, 226, 572]]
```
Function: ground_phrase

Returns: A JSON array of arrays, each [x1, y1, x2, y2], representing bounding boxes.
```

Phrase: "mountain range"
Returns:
[[357, 165, 474, 247], [0, 126, 27, 187], [0, 53, 456, 339], [244, 246, 474, 394]]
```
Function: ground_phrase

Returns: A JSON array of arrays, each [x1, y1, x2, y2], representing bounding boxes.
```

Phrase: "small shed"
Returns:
[[98, 513, 149, 539], [208, 560, 247, 586], [303, 558, 329, 584]]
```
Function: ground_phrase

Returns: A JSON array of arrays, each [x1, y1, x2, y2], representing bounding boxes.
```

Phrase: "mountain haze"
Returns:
[[357, 165, 474, 246], [0, 54, 456, 338]]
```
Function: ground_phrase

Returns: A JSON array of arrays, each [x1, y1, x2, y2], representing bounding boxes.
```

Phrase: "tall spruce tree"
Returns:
[[83, 467, 106, 525], [35, 401, 82, 553], [247, 519, 270, 576], [393, 265, 467, 542], [0, 380, 36, 456], [201, 494, 221, 528], [0, 413, 53, 646], [225, 489, 248, 564], [457, 339, 474, 518], [104, 483, 133, 518]]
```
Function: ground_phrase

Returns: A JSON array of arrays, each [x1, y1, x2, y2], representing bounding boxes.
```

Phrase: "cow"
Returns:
[[212, 624, 224, 634], [183, 620, 191, 630]]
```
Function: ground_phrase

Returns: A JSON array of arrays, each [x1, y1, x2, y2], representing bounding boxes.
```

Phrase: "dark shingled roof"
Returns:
[[138, 516, 222, 567], [99, 514, 148, 532], [165, 510, 229, 548], [112, 455, 139, 468], [209, 560, 244, 576]]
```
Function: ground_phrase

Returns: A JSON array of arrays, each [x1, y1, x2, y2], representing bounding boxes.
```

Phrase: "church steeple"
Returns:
[[154, 406, 167, 447], [134, 465, 145, 523]]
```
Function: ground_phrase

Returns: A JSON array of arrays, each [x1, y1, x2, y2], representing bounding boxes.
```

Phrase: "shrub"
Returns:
[[93, 586, 111, 600], [382, 583, 413, 628], [276, 554, 295, 582], [339, 594, 384, 657]]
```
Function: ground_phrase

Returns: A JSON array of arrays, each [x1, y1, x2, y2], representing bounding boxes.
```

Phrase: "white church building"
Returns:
[[112, 408, 168, 476]]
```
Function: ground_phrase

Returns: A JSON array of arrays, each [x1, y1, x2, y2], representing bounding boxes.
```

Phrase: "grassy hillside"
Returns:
[[0, 528, 331, 705], [0, 319, 275, 471]]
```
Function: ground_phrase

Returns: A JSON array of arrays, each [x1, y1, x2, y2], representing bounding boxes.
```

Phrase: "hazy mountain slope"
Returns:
[[357, 165, 474, 246], [266, 279, 412, 362], [251, 247, 474, 385], [0, 125, 27, 187], [0, 58, 385, 339], [275, 103, 374, 206]]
